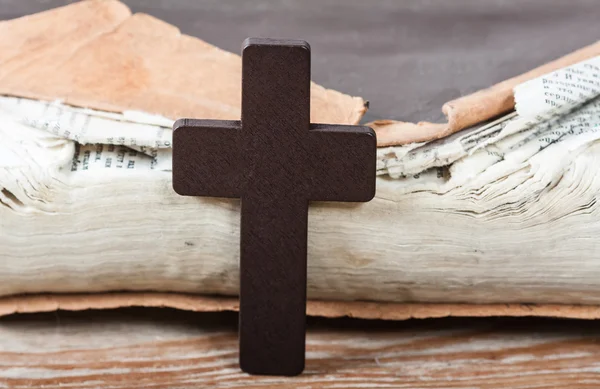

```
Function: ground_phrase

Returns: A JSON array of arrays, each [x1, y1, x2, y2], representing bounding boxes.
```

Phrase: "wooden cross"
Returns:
[[172, 38, 376, 376]]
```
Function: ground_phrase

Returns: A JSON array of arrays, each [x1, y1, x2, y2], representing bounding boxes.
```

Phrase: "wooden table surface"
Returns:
[[2, 308, 600, 388], [2, 1, 600, 387]]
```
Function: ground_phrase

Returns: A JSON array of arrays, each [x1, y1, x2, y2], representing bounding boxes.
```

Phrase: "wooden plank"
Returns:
[[1, 309, 600, 388]]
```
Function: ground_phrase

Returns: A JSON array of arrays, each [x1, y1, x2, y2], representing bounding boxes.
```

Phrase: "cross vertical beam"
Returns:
[[239, 39, 311, 376]]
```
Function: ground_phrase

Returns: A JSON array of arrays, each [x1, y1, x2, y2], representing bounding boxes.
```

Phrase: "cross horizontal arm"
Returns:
[[172, 119, 242, 198], [306, 124, 377, 202]]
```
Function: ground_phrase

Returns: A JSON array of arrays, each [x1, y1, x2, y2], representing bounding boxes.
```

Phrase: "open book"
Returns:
[[2, 0, 600, 320]]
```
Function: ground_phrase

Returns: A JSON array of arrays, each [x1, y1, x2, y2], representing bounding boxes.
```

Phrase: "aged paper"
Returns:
[[0, 1, 366, 128], [0, 97, 173, 147], [378, 57, 600, 194], [370, 40, 600, 146], [0, 97, 173, 172]]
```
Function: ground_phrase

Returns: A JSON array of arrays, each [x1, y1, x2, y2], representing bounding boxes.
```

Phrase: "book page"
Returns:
[[0, 97, 173, 149], [515, 56, 600, 122], [0, 97, 174, 172], [378, 56, 600, 193], [377, 112, 518, 178]]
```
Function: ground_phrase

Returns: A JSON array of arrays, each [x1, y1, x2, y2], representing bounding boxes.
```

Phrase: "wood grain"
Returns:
[[2, 309, 600, 388]]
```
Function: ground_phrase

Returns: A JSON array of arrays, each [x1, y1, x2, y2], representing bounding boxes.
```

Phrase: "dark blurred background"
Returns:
[[2, 0, 599, 123]]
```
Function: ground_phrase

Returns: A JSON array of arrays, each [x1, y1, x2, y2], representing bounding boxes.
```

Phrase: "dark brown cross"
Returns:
[[172, 38, 376, 376]]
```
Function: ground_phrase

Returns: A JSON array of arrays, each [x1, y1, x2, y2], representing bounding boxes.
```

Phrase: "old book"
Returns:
[[2, 0, 600, 321]]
